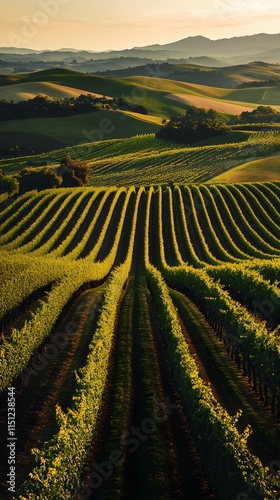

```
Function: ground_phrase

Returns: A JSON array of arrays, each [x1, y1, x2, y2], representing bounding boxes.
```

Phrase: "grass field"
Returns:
[[0, 111, 161, 147], [208, 153, 280, 183], [166, 93, 255, 114], [0, 81, 111, 102], [224, 85, 280, 106]]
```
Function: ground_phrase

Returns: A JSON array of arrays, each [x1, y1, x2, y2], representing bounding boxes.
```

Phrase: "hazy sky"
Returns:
[[1, 0, 280, 50]]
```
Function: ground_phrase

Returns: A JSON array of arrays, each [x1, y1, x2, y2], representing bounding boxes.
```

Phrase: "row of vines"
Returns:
[[0, 180, 279, 498]]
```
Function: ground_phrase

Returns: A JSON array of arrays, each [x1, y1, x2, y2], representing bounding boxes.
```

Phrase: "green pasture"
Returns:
[[208, 153, 280, 183], [0, 111, 161, 147]]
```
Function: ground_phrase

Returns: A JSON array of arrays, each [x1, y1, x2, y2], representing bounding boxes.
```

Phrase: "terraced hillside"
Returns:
[[0, 182, 280, 499]]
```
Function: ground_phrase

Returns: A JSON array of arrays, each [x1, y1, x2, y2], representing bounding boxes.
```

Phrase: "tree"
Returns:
[[17, 167, 62, 194], [59, 155, 90, 186], [131, 104, 148, 115], [60, 168, 83, 188], [0, 170, 19, 196], [238, 106, 280, 124]]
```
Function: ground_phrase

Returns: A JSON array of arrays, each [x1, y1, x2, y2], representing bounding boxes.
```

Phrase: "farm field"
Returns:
[[1, 131, 280, 185], [0, 182, 280, 499], [2, 67, 280, 159], [1, 58, 280, 500]]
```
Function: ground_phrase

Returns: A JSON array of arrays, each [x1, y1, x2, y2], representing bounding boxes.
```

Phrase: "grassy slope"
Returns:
[[0, 111, 160, 145], [165, 94, 255, 114], [2, 70, 185, 118], [208, 154, 280, 183], [0, 81, 110, 102], [0, 69, 266, 117], [120, 76, 229, 98], [91, 62, 280, 89], [224, 85, 280, 107], [2, 68, 280, 124]]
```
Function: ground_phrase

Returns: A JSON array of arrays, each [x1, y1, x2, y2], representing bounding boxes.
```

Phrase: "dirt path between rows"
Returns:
[[0, 286, 105, 497]]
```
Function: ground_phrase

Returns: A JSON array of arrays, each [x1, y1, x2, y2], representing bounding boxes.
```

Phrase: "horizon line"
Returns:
[[1, 31, 280, 53]]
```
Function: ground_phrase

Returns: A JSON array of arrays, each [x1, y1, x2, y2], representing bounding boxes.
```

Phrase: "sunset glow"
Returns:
[[1, 0, 280, 50]]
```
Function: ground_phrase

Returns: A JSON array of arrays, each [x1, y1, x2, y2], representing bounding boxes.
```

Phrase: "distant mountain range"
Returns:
[[141, 33, 280, 58], [1, 33, 280, 74]]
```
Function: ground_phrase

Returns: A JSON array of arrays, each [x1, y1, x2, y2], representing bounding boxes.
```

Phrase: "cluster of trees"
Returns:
[[237, 105, 280, 124], [17, 167, 61, 194], [0, 94, 148, 121], [0, 155, 90, 196], [156, 105, 280, 146], [238, 79, 280, 88], [0, 170, 19, 197], [112, 97, 148, 115], [156, 106, 228, 144]]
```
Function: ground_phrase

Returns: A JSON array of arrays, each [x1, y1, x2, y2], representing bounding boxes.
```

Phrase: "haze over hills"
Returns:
[[1, 33, 280, 74], [141, 33, 280, 57]]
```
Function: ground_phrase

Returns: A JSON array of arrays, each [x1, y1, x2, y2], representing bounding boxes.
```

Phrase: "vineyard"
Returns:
[[0, 181, 280, 499], [1, 131, 280, 186]]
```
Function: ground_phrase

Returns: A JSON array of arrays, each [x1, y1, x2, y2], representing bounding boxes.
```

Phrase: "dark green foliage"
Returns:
[[238, 79, 280, 88], [131, 104, 148, 115], [59, 155, 90, 187], [238, 105, 280, 123], [60, 169, 83, 188], [17, 167, 62, 194], [156, 106, 228, 144], [0, 169, 19, 195], [0, 94, 149, 121]]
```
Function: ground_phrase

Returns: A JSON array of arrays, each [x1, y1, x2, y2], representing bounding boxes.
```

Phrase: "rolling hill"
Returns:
[[1, 34, 280, 500], [1, 132, 280, 186], [1, 66, 280, 181], [208, 153, 280, 183], [0, 111, 161, 152], [165, 94, 254, 115], [0, 81, 111, 102], [2, 68, 279, 121]]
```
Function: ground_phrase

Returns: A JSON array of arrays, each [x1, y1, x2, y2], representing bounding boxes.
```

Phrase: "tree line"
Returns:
[[156, 106, 228, 144], [0, 94, 148, 121], [157, 105, 280, 145]]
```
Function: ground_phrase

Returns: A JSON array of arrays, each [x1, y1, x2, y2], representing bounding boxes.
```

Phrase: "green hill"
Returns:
[[1, 132, 280, 186], [1, 67, 280, 178], [0, 81, 110, 102], [0, 111, 161, 152], [2, 67, 280, 121], [96, 61, 280, 88], [3, 67, 280, 120], [208, 153, 280, 183]]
